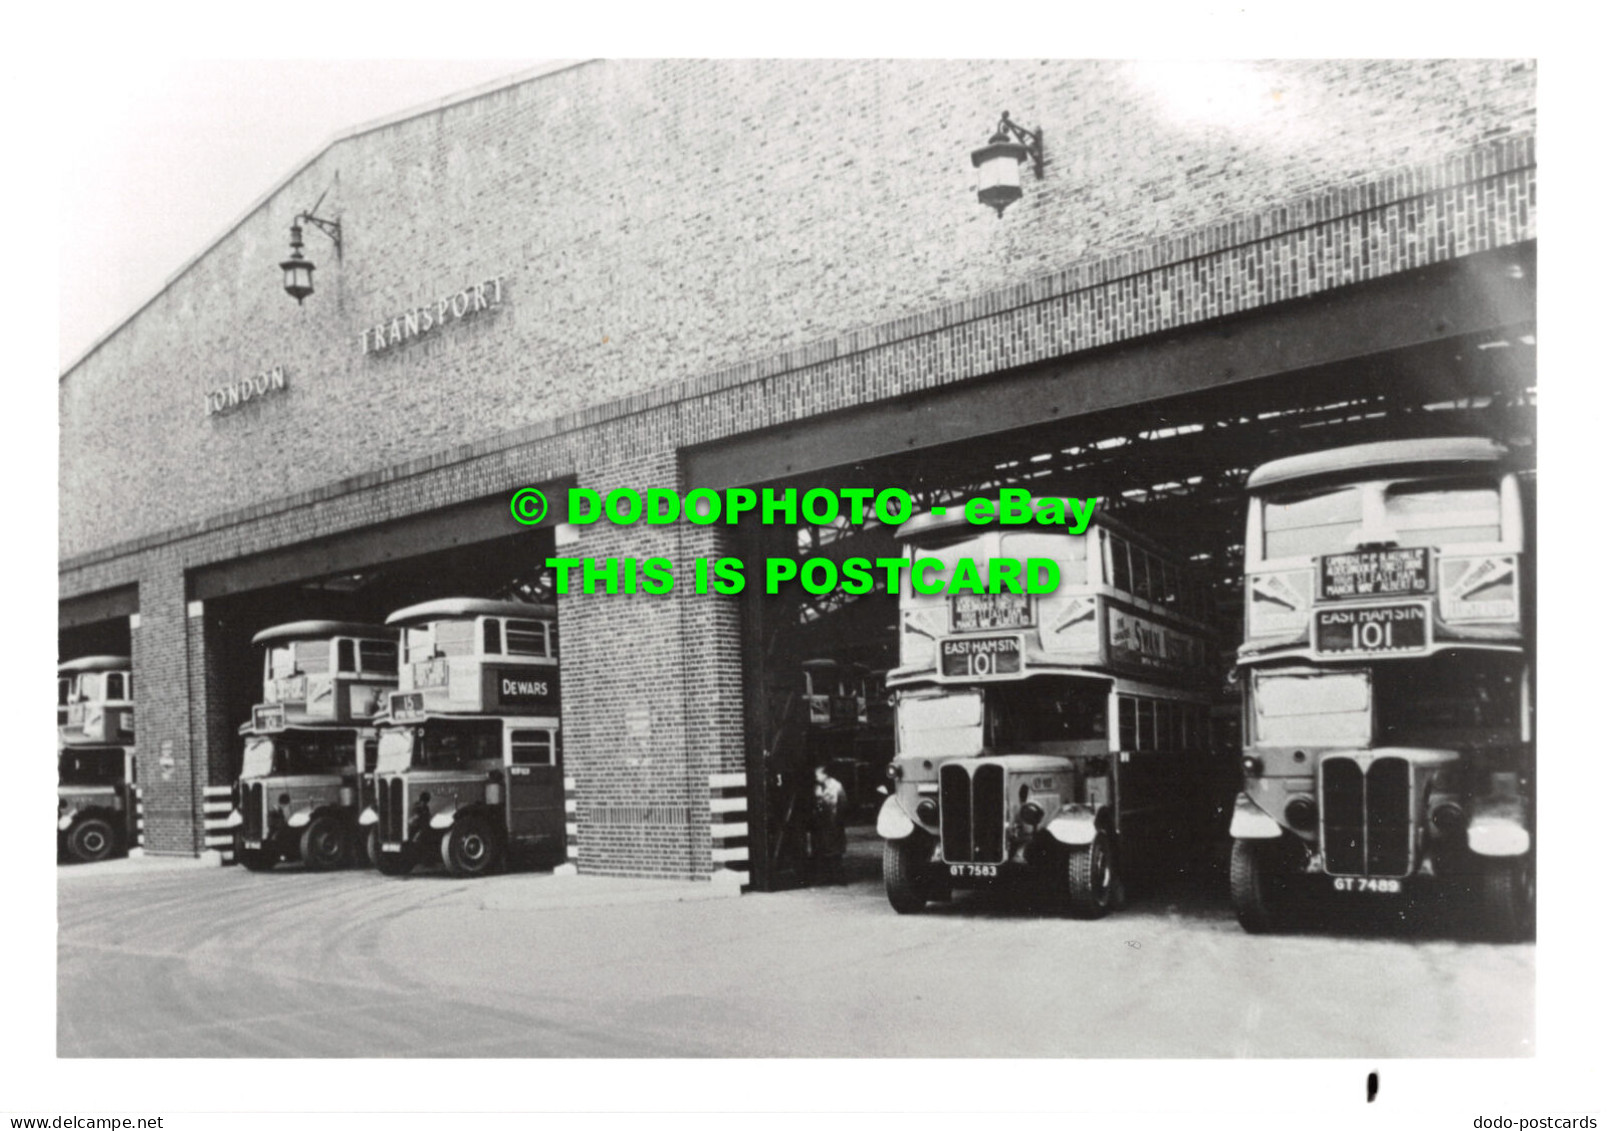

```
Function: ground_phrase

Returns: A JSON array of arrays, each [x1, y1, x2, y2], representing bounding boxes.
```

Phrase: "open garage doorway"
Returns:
[[727, 323, 1536, 895], [186, 491, 566, 789]]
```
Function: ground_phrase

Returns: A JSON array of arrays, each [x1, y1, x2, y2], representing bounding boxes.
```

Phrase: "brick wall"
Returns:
[[61, 59, 1535, 560]]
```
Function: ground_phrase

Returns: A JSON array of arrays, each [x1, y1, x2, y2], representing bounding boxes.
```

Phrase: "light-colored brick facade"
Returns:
[[59, 60, 1537, 877]]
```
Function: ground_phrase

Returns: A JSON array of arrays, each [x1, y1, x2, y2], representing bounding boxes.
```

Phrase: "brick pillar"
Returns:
[[130, 559, 206, 855], [192, 604, 238, 788], [561, 444, 746, 880]]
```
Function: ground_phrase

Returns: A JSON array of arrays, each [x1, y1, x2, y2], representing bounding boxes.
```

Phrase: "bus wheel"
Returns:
[[67, 817, 117, 864], [1229, 838, 1281, 934], [1481, 856, 1535, 942], [441, 817, 504, 878], [883, 836, 929, 914], [299, 816, 350, 871], [373, 842, 414, 876], [364, 827, 382, 869], [1065, 831, 1115, 919]]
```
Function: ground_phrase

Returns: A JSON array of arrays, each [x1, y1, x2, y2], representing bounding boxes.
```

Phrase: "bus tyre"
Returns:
[[1229, 838, 1280, 934], [67, 817, 117, 864], [1481, 856, 1535, 942], [364, 827, 382, 869], [441, 816, 504, 878], [299, 815, 349, 872], [883, 837, 928, 914], [1065, 831, 1115, 919]]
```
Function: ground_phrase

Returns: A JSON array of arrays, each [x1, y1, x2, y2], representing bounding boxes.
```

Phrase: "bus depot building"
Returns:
[[59, 59, 1537, 889]]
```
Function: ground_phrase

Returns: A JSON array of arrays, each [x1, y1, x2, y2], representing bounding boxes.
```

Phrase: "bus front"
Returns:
[[365, 599, 563, 878], [1231, 438, 1533, 937], [225, 623, 394, 872], [879, 505, 1216, 918]]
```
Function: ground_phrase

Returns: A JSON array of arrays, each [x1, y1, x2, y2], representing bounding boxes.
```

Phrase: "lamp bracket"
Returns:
[[298, 211, 342, 259], [992, 112, 1045, 180], [296, 184, 342, 259]]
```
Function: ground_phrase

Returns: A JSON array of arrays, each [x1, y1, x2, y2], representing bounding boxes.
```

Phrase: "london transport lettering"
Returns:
[[361, 276, 506, 355], [205, 366, 287, 416]]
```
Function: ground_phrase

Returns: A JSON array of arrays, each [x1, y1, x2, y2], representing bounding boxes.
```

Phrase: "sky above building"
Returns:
[[58, 59, 545, 369]]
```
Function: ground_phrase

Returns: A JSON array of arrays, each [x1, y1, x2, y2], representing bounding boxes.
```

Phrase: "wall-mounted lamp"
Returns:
[[971, 111, 1045, 217], [279, 194, 342, 305]]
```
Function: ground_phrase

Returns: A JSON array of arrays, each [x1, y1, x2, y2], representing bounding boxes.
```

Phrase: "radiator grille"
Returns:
[[939, 762, 1007, 864], [242, 782, 264, 841], [1321, 755, 1413, 877], [379, 778, 406, 843]]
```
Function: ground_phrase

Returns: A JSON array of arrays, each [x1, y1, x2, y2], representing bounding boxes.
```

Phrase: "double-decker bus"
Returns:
[[363, 599, 564, 878], [57, 656, 137, 863], [226, 622, 398, 871], [878, 504, 1223, 916], [1230, 437, 1534, 938]]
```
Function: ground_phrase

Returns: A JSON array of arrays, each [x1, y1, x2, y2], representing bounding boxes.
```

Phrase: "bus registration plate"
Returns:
[[952, 592, 1033, 631], [950, 864, 998, 878], [1321, 548, 1430, 600], [1332, 877, 1402, 894], [1315, 605, 1427, 655], [940, 635, 1023, 678]]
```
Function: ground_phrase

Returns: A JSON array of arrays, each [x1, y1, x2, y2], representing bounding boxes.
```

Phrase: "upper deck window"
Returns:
[[358, 640, 397, 675], [1001, 532, 1086, 572], [267, 645, 296, 680], [294, 640, 330, 675], [104, 672, 126, 701], [505, 619, 550, 657], [482, 619, 503, 656], [407, 621, 475, 663], [58, 678, 69, 707], [1263, 487, 1363, 559], [1383, 479, 1501, 546]]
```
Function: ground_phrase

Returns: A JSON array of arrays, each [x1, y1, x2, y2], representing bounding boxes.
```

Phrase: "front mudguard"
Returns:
[[876, 795, 915, 840], [1467, 790, 1531, 857], [1229, 791, 1283, 839], [1046, 803, 1109, 847]]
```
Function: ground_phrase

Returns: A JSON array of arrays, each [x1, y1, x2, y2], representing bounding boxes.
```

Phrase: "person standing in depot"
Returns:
[[812, 763, 850, 884]]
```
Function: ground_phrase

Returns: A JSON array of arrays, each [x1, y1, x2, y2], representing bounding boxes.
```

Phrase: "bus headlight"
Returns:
[[1246, 570, 1312, 639], [1284, 796, 1317, 832], [1431, 801, 1467, 832], [1019, 801, 1045, 826], [1438, 555, 1518, 622], [915, 798, 939, 825]]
